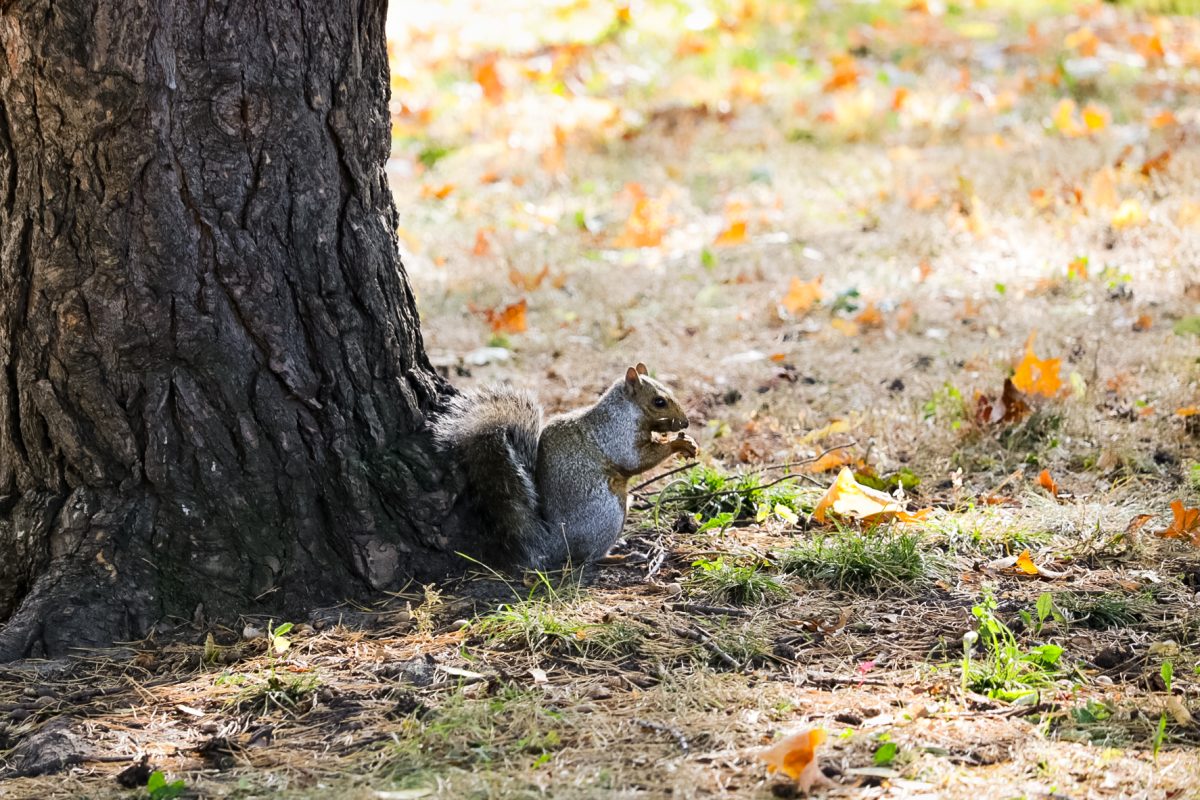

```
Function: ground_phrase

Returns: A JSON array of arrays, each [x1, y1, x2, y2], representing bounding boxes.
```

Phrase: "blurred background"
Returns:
[[382, 0, 1198, 478]]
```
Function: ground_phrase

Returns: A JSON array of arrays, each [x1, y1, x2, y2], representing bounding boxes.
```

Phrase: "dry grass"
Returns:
[[5, 0, 1200, 797]]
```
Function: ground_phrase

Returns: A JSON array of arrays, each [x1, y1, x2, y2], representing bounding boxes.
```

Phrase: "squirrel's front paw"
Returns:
[[672, 432, 698, 459]]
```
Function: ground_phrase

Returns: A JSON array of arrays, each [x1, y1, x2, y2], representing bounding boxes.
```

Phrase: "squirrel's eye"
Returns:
[[653, 396, 667, 408]]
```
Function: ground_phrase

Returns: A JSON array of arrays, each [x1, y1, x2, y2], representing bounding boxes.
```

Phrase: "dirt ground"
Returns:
[[3, 1, 1200, 798]]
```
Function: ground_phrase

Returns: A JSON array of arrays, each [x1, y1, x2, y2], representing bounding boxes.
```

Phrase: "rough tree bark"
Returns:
[[0, 1, 470, 660]]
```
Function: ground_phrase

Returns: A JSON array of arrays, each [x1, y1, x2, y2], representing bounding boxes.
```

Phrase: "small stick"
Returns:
[[634, 718, 690, 753], [668, 602, 751, 618]]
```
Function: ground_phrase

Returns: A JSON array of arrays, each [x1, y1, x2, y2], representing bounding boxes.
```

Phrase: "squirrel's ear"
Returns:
[[635, 362, 648, 375], [625, 366, 641, 386]]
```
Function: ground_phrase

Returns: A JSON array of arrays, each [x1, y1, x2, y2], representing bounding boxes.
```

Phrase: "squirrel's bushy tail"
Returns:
[[432, 386, 554, 569]]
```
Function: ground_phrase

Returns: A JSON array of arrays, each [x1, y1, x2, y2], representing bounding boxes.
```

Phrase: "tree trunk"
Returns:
[[0, 0, 468, 660]]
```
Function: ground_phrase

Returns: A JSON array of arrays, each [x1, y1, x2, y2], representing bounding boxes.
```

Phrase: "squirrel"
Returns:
[[432, 363, 697, 570]]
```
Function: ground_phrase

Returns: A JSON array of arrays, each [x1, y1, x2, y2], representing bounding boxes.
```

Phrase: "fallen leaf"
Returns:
[[855, 302, 883, 328], [1157, 500, 1200, 545], [1165, 695, 1194, 727], [1111, 199, 1147, 229], [1037, 469, 1060, 498], [806, 450, 852, 474], [613, 187, 671, 248], [1011, 332, 1062, 398], [479, 299, 528, 334], [1148, 109, 1177, 129], [823, 54, 861, 92], [529, 668, 548, 685], [975, 379, 1031, 426], [1064, 26, 1098, 56], [1124, 513, 1156, 538], [781, 276, 824, 316], [474, 54, 505, 104], [509, 265, 550, 291], [1067, 256, 1088, 280], [1015, 549, 1040, 575], [813, 468, 929, 525], [473, 228, 493, 257], [1176, 407, 1199, 417], [831, 318, 860, 337], [1052, 98, 1086, 138], [1140, 150, 1171, 177], [1081, 103, 1110, 132], [714, 219, 748, 246], [1133, 314, 1152, 332], [420, 183, 455, 200], [798, 418, 850, 445], [758, 728, 830, 793]]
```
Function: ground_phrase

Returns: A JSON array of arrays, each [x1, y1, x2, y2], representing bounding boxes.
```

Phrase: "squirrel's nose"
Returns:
[[680, 418, 689, 430]]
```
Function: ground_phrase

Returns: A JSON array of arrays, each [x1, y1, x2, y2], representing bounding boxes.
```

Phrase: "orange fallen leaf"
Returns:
[[823, 54, 861, 92], [1037, 469, 1059, 498], [1067, 256, 1088, 280], [420, 183, 456, 200], [479, 299, 528, 334], [714, 219, 748, 246], [1124, 513, 1157, 537], [1176, 407, 1199, 417], [1015, 550, 1040, 575], [1148, 109, 1177, 129], [891, 86, 910, 111], [1140, 150, 1171, 177], [474, 54, 505, 104], [1012, 332, 1062, 398], [813, 468, 929, 525], [758, 728, 829, 792], [613, 187, 671, 248], [806, 450, 852, 474], [1130, 32, 1165, 62], [1133, 314, 1152, 332], [509, 265, 550, 291], [855, 302, 883, 328], [780, 276, 824, 316], [1064, 26, 1098, 56], [473, 228, 493, 257], [1157, 500, 1200, 544]]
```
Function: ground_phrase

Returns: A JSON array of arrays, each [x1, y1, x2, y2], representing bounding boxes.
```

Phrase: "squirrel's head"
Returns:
[[623, 363, 689, 432]]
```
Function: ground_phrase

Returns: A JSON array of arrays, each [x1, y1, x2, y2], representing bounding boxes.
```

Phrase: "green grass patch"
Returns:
[[778, 529, 933, 591], [961, 590, 1065, 701], [688, 557, 790, 606]]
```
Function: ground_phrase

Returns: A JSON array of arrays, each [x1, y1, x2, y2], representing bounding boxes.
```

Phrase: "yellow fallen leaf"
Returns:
[[1111, 199, 1147, 229], [1052, 98, 1086, 138], [830, 318, 860, 337], [813, 468, 929, 525], [781, 276, 824, 316], [1081, 103, 1110, 132], [799, 419, 850, 445], [1015, 549, 1039, 575], [1176, 407, 1199, 417], [758, 728, 829, 793]]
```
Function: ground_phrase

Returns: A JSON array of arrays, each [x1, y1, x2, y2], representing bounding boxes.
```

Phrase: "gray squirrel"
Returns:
[[432, 363, 697, 570]]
